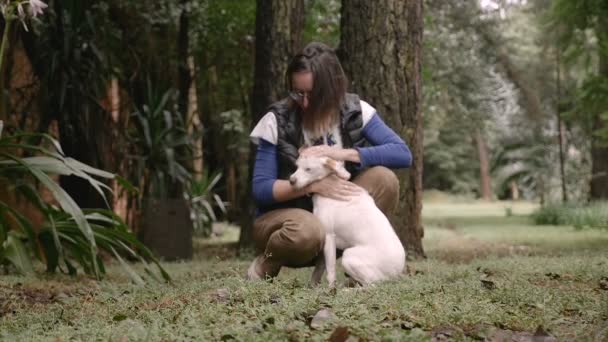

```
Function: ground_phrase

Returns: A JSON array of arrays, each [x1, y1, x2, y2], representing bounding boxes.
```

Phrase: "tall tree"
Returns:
[[238, 0, 305, 251], [177, 0, 191, 122], [339, 0, 425, 258], [548, 0, 608, 200], [590, 14, 608, 199]]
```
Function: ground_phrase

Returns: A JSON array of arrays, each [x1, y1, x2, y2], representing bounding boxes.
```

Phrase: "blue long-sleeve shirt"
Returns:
[[252, 113, 411, 208]]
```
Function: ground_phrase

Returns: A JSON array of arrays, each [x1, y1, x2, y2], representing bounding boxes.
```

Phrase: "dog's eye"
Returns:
[[305, 168, 311, 172]]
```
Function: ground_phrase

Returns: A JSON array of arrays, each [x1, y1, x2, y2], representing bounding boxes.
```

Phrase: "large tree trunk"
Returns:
[[590, 16, 608, 200], [340, 0, 425, 259], [187, 56, 203, 178], [590, 117, 608, 200], [177, 0, 191, 122], [238, 0, 305, 252], [555, 48, 568, 203], [475, 129, 492, 201]]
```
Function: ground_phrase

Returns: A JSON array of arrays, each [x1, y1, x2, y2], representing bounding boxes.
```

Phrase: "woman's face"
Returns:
[[291, 71, 313, 110]]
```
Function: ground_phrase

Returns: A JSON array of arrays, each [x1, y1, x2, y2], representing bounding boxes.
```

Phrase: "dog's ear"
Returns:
[[324, 158, 351, 180], [298, 143, 310, 155]]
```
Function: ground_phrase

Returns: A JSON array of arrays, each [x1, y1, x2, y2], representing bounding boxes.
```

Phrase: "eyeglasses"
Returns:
[[289, 90, 311, 102]]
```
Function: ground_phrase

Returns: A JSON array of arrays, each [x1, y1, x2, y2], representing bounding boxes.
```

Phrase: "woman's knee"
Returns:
[[264, 209, 325, 267], [354, 166, 399, 214]]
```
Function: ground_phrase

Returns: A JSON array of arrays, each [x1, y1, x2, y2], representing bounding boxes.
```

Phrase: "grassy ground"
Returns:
[[1, 201, 607, 341]]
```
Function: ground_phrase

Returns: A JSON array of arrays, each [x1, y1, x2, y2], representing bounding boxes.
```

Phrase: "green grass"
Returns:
[[531, 201, 608, 229], [1, 201, 607, 341]]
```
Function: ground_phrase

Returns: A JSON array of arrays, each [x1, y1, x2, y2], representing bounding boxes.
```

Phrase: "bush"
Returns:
[[0, 123, 169, 282], [532, 201, 608, 230]]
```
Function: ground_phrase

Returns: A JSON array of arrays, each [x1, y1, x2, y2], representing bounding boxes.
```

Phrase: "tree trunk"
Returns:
[[555, 47, 568, 203], [187, 56, 203, 178], [590, 16, 608, 200], [475, 129, 492, 201], [177, 0, 191, 122], [238, 0, 305, 252], [340, 0, 425, 259], [510, 181, 519, 201]]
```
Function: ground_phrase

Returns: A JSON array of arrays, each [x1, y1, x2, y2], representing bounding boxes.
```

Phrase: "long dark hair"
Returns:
[[286, 42, 348, 135]]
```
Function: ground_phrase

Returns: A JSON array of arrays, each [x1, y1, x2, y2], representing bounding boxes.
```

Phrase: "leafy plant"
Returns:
[[0, 123, 169, 282], [187, 168, 226, 237], [128, 80, 197, 200]]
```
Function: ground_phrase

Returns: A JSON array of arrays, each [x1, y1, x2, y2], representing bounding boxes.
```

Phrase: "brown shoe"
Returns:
[[246, 255, 281, 281]]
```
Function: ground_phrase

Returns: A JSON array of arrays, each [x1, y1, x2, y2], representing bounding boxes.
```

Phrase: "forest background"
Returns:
[[0, 0, 607, 274]]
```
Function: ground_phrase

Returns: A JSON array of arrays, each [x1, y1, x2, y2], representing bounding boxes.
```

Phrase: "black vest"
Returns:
[[262, 93, 368, 212]]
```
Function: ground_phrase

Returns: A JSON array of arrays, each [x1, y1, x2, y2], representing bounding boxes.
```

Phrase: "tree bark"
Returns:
[[590, 16, 608, 200], [555, 48, 568, 203], [475, 129, 492, 201], [510, 181, 519, 200], [340, 0, 425, 259], [187, 56, 203, 178], [177, 0, 191, 122], [238, 0, 305, 252]]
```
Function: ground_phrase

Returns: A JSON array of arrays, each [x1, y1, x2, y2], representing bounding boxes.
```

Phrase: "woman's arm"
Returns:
[[300, 113, 411, 169], [355, 113, 412, 168], [252, 140, 309, 206], [252, 140, 359, 206]]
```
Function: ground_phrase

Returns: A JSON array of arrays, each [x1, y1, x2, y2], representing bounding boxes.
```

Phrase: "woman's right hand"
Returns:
[[307, 175, 360, 201]]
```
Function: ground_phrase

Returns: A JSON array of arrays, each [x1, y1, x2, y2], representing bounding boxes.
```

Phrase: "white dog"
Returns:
[[289, 156, 406, 287]]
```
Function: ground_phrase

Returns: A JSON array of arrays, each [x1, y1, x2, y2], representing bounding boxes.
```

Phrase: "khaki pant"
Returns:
[[252, 166, 399, 276]]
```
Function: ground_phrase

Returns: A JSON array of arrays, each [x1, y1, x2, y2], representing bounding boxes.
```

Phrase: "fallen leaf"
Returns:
[[212, 288, 230, 303], [481, 279, 496, 290], [310, 308, 335, 329], [401, 320, 421, 330], [262, 316, 275, 329], [431, 326, 458, 341], [113, 314, 127, 322], [329, 326, 350, 342], [270, 294, 281, 304], [220, 334, 235, 341]]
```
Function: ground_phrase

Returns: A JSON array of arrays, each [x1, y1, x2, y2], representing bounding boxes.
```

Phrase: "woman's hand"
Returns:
[[300, 145, 342, 159], [306, 174, 360, 201], [300, 145, 360, 163]]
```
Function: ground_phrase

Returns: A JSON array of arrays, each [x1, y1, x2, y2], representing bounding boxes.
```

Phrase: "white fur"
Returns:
[[289, 156, 406, 287]]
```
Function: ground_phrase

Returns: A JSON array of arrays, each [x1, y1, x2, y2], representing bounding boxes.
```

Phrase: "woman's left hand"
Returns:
[[300, 145, 346, 160]]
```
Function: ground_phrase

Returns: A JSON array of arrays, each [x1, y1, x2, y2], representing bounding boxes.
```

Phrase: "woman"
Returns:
[[247, 42, 412, 280]]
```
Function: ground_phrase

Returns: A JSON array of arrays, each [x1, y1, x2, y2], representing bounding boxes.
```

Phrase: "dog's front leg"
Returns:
[[324, 233, 337, 288], [310, 252, 326, 287]]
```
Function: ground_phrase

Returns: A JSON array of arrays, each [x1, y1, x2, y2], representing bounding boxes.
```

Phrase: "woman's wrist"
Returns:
[[340, 148, 361, 163]]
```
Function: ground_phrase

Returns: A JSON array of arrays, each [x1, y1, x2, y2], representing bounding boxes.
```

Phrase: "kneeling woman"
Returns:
[[246, 42, 412, 280]]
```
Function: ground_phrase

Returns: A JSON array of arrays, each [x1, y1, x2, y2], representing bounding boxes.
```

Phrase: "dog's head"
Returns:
[[289, 156, 351, 189]]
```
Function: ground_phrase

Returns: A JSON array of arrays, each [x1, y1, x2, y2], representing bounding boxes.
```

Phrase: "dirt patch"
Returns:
[[430, 229, 533, 264], [0, 281, 98, 317]]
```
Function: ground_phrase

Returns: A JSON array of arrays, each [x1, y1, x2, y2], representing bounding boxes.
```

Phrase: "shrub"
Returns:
[[0, 123, 169, 282], [532, 201, 608, 230]]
